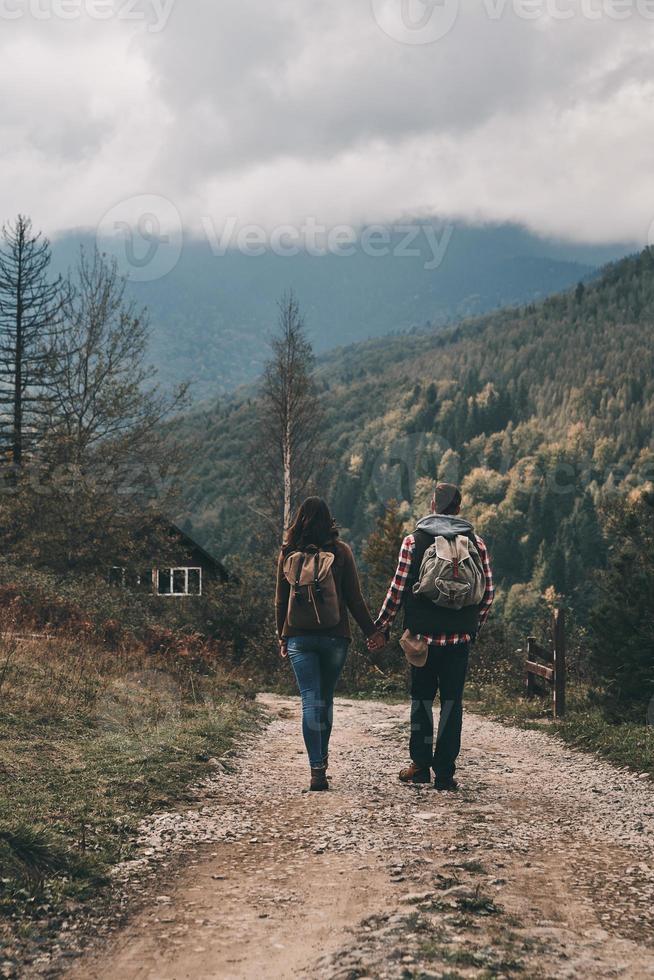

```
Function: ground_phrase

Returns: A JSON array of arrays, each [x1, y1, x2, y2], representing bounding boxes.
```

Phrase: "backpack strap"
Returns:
[[451, 538, 459, 581], [294, 554, 305, 602], [405, 529, 432, 596], [313, 552, 323, 603]]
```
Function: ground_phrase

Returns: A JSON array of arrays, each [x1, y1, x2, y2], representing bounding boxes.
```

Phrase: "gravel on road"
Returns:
[[33, 694, 654, 980]]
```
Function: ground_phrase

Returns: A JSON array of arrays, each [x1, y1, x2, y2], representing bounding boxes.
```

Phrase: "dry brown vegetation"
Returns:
[[0, 615, 258, 961]]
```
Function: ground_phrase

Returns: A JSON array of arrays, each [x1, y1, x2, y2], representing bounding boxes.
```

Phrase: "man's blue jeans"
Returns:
[[287, 635, 349, 768]]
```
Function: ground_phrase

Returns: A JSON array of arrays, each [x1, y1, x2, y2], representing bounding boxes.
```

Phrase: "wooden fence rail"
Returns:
[[525, 608, 566, 719]]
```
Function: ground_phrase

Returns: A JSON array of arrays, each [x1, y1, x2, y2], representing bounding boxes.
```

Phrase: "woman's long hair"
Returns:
[[283, 497, 339, 555]]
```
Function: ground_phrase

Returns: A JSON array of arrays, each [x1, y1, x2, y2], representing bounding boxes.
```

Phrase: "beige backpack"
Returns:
[[412, 534, 485, 610], [283, 548, 340, 630]]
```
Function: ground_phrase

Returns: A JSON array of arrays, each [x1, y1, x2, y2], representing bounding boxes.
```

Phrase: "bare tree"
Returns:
[[0, 247, 189, 572], [47, 246, 187, 473], [252, 291, 323, 538], [0, 215, 66, 468]]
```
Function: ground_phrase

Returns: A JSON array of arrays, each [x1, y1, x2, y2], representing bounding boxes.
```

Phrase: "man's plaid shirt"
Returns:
[[375, 531, 495, 647]]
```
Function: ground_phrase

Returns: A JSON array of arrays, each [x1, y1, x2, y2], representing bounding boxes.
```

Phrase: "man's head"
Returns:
[[431, 482, 462, 516]]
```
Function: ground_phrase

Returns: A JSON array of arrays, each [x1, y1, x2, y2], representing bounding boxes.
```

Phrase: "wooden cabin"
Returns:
[[109, 520, 228, 597]]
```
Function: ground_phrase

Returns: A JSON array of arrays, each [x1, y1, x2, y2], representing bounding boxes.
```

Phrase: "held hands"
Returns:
[[367, 630, 386, 653], [279, 639, 288, 659]]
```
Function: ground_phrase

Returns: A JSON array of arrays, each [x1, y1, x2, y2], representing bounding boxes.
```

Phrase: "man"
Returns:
[[373, 482, 494, 791]]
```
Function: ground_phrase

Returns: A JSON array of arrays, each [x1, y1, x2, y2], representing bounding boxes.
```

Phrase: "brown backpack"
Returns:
[[283, 547, 340, 630]]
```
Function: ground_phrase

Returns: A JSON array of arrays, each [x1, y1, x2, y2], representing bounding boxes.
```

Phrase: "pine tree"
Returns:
[[0, 215, 66, 467]]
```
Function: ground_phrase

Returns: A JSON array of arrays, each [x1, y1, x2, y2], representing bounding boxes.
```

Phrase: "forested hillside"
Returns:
[[52, 224, 631, 401], [178, 247, 654, 637]]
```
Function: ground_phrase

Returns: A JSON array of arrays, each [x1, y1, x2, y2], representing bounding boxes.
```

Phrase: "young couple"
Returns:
[[275, 483, 495, 793]]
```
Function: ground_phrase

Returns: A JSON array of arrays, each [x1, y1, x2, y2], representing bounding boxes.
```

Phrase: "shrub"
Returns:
[[468, 620, 523, 693]]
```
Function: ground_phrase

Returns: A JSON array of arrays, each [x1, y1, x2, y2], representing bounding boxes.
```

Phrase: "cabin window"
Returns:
[[108, 566, 126, 587], [156, 567, 202, 597], [187, 568, 201, 595]]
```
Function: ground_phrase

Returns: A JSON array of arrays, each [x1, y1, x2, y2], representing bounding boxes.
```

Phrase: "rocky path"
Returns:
[[59, 695, 654, 980]]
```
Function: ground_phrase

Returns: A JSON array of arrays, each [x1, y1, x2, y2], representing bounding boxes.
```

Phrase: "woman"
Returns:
[[276, 497, 384, 791]]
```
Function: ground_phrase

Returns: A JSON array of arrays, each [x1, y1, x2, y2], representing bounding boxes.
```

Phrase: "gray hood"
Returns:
[[415, 514, 474, 539]]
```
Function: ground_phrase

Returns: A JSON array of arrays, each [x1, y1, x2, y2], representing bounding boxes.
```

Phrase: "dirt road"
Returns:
[[59, 695, 654, 980]]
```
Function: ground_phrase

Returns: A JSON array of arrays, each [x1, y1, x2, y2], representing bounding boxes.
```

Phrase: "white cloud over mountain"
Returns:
[[2, 0, 653, 243]]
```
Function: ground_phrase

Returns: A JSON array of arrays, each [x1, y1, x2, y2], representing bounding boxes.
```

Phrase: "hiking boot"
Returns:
[[310, 767, 329, 792], [399, 762, 431, 784], [434, 775, 459, 792]]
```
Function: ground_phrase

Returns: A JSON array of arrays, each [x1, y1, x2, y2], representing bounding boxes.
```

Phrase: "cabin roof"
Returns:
[[168, 522, 229, 582]]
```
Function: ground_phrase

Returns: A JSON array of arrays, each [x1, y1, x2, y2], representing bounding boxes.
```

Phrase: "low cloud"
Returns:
[[1, 0, 652, 244]]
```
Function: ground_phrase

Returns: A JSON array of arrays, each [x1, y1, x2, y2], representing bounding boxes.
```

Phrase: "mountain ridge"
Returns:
[[50, 222, 634, 401]]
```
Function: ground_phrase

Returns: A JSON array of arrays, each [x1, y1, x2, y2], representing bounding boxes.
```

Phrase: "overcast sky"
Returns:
[[2, 0, 654, 244]]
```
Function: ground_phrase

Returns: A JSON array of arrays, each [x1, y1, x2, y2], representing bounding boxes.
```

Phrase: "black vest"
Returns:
[[403, 528, 481, 636]]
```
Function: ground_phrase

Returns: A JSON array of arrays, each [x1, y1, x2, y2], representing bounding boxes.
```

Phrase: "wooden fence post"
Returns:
[[526, 637, 536, 699], [553, 608, 566, 719]]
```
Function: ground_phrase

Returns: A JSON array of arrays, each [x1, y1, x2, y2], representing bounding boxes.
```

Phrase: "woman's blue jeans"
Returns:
[[286, 635, 349, 768]]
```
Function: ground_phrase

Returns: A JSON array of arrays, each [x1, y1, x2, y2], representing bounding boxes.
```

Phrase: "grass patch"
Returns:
[[432, 874, 461, 891], [402, 911, 433, 934], [467, 682, 654, 778], [453, 860, 487, 876], [0, 629, 259, 939], [551, 708, 654, 775], [418, 940, 523, 975], [455, 890, 503, 917]]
